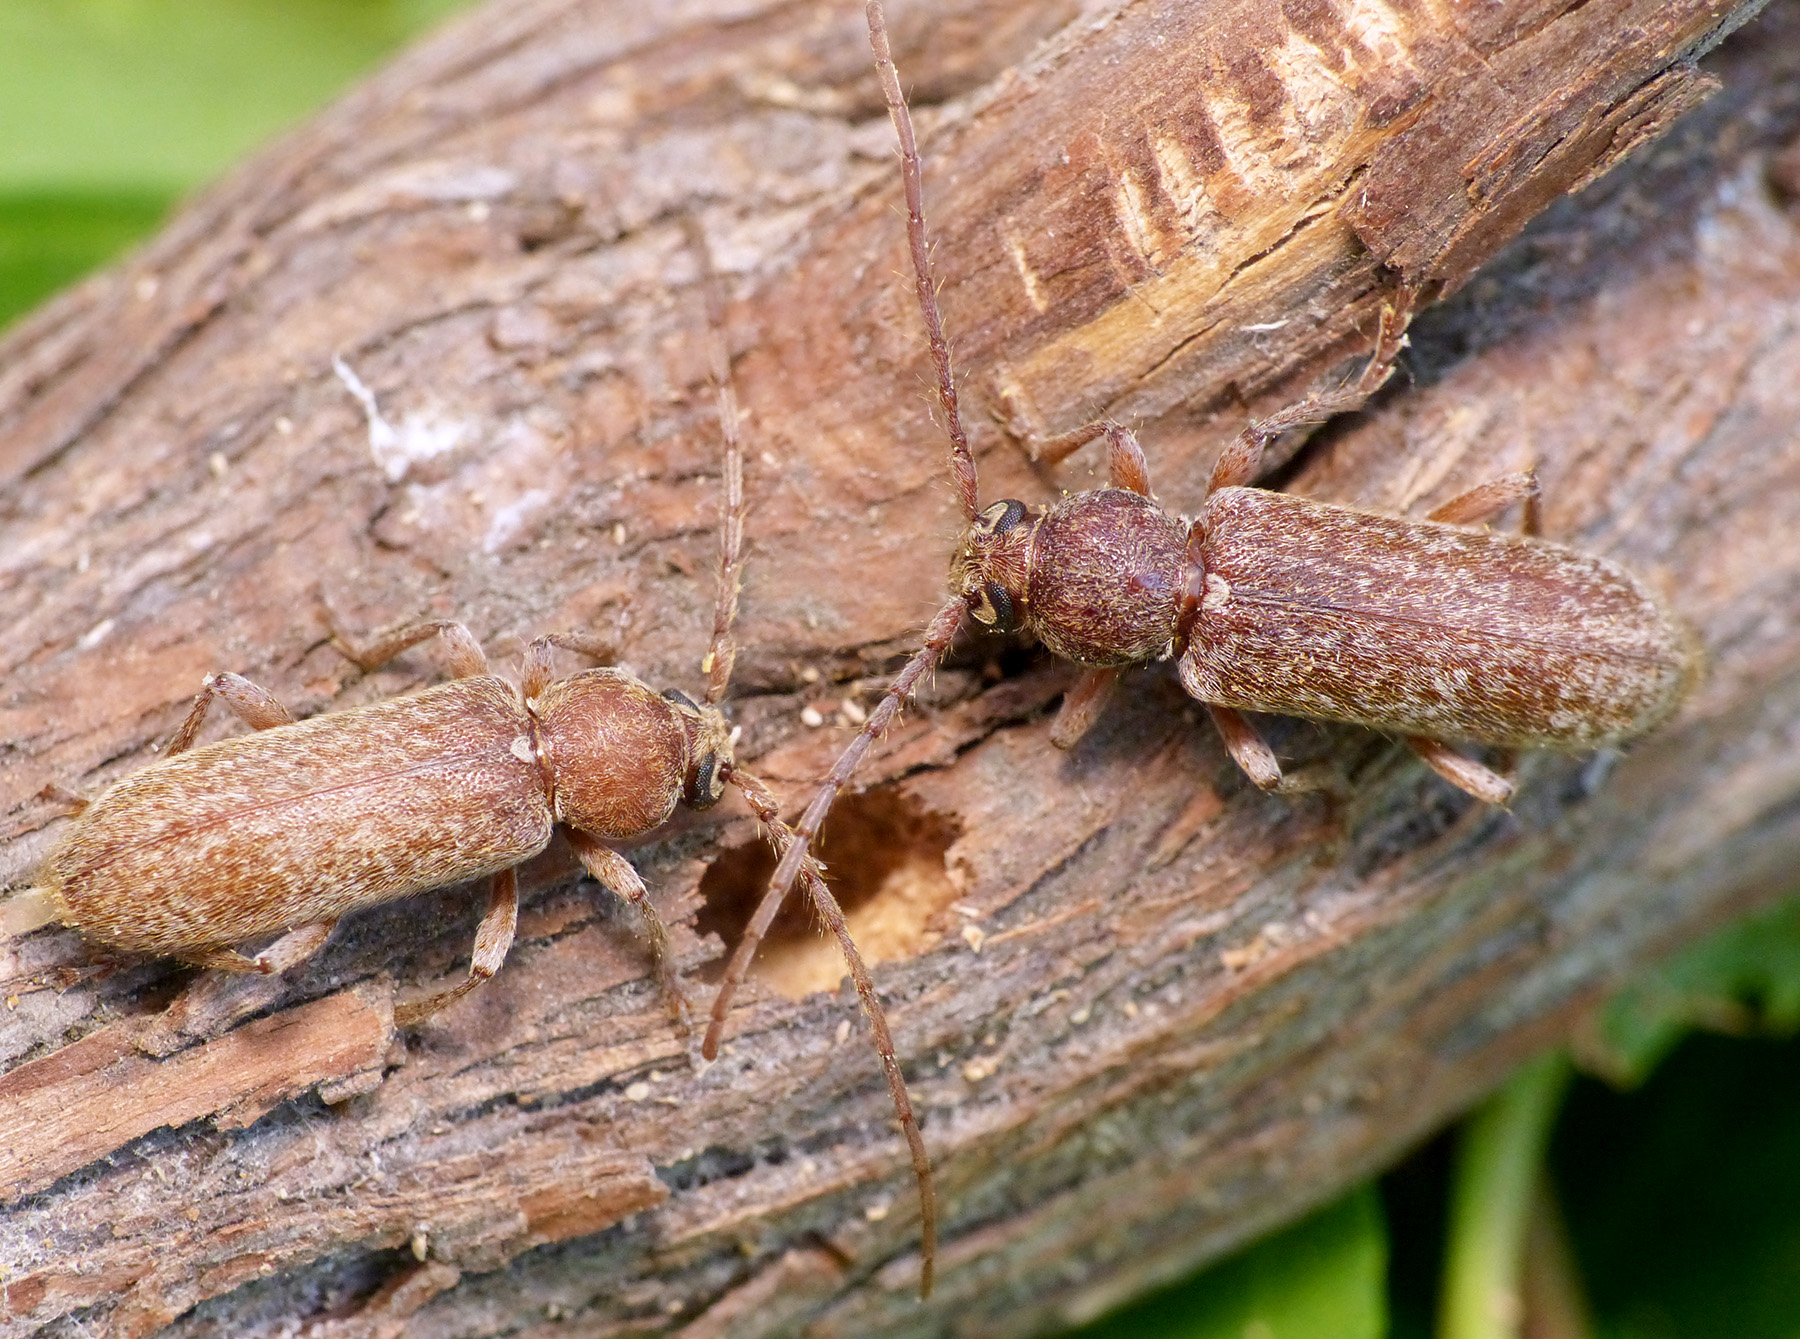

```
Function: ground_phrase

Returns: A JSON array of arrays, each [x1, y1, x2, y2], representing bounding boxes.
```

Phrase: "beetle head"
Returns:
[[949, 498, 1037, 634], [661, 688, 733, 810]]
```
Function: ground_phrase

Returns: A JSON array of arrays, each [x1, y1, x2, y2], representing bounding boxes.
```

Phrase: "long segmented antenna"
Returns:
[[705, 0, 983, 1061], [685, 215, 745, 706], [704, 592, 967, 1067], [707, 0, 985, 1293], [868, 0, 979, 523], [716, 597, 967, 1048], [684, 212, 937, 1295], [722, 766, 938, 1297]]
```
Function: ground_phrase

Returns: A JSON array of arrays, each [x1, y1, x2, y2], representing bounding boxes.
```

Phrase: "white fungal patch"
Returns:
[[334, 357, 470, 483], [333, 356, 394, 452], [384, 414, 570, 557], [381, 414, 467, 484]]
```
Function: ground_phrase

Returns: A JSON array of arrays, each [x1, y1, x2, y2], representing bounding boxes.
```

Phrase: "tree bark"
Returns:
[[1, 0, 1794, 1336]]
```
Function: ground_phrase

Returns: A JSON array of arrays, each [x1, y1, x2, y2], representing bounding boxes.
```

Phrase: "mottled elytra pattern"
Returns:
[[1184, 490, 1692, 747], [49, 680, 552, 956], [738, 0, 1700, 1046]]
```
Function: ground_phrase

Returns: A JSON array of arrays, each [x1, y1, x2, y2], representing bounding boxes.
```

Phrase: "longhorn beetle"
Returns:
[[707, 0, 1698, 1071], [5, 229, 937, 1294]]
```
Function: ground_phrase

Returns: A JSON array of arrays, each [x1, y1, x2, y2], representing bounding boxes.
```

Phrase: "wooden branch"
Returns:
[[1, 0, 1793, 1335]]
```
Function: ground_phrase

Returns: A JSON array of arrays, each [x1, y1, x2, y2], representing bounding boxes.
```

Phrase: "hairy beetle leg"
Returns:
[[1427, 470, 1542, 534], [180, 918, 339, 975], [522, 631, 621, 698], [1399, 469, 1542, 802], [1051, 666, 1125, 748], [567, 829, 693, 1034], [1195, 701, 1343, 795], [169, 672, 296, 755], [397, 870, 519, 1025], [1405, 737, 1516, 806], [331, 619, 490, 679]]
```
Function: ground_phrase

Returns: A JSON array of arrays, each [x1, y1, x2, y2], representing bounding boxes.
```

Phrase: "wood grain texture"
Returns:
[[1, 0, 1794, 1335]]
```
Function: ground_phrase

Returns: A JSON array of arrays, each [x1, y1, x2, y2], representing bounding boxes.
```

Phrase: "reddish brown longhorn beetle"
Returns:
[[706, 0, 1697, 1092], [3, 231, 938, 1294]]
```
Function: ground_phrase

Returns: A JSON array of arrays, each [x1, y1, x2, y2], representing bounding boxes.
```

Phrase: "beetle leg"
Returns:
[[1405, 736, 1516, 805], [395, 871, 519, 1025], [180, 918, 339, 975], [1050, 666, 1125, 748], [255, 918, 341, 972], [1427, 470, 1542, 535], [177, 945, 265, 972], [1207, 288, 1415, 496], [139, 922, 337, 1055], [1031, 420, 1155, 498], [565, 830, 692, 1031], [521, 632, 621, 699], [332, 619, 489, 678], [168, 672, 296, 755], [37, 782, 90, 817], [1194, 701, 1342, 795], [1100, 425, 1152, 496], [1202, 703, 1284, 790]]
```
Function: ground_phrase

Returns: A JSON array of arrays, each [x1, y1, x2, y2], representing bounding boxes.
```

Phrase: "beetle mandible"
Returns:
[[710, 0, 1699, 1005]]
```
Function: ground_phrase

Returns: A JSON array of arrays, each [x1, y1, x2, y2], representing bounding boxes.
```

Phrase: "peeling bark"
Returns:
[[1, 0, 1795, 1336]]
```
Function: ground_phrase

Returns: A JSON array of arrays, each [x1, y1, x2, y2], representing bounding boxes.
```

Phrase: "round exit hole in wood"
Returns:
[[697, 790, 961, 998]]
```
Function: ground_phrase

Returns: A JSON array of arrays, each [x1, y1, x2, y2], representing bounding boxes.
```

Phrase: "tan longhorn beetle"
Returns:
[[709, 0, 1698, 1106], [5, 226, 938, 1294]]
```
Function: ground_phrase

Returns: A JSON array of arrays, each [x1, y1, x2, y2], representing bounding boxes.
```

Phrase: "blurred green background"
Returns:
[[5, 4, 1797, 1336], [0, 0, 470, 328], [1073, 899, 1800, 1339]]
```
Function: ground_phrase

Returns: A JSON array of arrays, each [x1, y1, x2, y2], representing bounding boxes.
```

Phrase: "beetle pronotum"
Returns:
[[3, 233, 938, 1292], [706, 0, 1698, 1065]]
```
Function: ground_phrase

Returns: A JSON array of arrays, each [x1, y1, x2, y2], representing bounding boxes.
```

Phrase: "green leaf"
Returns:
[[1063, 1185, 1387, 1339], [0, 0, 472, 327], [0, 190, 173, 324], [1436, 1054, 1572, 1339], [0, 0, 470, 192], [1555, 1031, 1800, 1339], [1590, 896, 1800, 1086]]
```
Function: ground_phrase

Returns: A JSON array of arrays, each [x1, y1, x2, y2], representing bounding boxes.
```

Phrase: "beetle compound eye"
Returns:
[[975, 499, 1028, 537], [975, 584, 1020, 633], [688, 753, 722, 808]]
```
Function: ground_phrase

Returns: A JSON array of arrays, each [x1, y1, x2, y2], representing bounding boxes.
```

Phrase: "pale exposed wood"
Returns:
[[1, 0, 1794, 1336], [0, 980, 394, 1200]]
